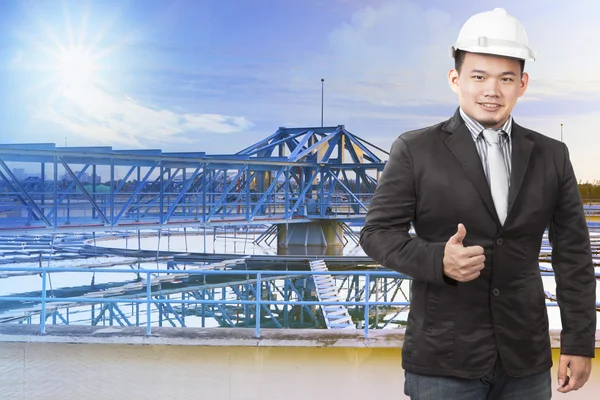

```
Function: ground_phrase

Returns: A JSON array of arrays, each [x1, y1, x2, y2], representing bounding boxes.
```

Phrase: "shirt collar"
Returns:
[[459, 107, 512, 141]]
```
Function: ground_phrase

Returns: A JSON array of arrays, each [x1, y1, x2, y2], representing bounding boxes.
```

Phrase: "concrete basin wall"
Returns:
[[0, 326, 598, 399]]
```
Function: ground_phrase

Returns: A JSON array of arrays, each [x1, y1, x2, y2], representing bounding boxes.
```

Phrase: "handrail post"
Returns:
[[364, 272, 370, 338], [146, 271, 152, 335], [255, 273, 261, 338], [40, 269, 47, 334]]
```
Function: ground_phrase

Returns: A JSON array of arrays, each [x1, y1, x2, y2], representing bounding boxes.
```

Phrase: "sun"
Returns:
[[56, 46, 99, 87]]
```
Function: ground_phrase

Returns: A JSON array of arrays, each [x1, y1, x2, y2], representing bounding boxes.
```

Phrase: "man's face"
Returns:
[[448, 52, 529, 129]]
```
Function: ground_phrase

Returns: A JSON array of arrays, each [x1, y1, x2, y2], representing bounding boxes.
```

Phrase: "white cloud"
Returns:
[[183, 114, 253, 134], [295, 0, 600, 106], [293, 1, 460, 108], [35, 84, 253, 147], [518, 2, 600, 99]]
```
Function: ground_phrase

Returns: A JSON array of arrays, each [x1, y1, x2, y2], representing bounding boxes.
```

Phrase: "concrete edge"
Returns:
[[0, 325, 598, 348], [0, 325, 404, 348]]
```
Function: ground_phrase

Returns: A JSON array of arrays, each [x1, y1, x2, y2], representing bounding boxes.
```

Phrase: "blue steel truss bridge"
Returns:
[[0, 125, 386, 239]]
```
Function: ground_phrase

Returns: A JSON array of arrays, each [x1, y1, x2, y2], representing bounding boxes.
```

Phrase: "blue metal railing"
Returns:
[[0, 266, 597, 339]]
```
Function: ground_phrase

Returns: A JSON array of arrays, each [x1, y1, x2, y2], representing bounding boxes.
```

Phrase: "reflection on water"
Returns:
[[95, 228, 365, 257]]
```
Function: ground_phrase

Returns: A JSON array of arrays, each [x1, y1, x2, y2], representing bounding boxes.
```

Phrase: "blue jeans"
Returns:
[[403, 355, 551, 399]]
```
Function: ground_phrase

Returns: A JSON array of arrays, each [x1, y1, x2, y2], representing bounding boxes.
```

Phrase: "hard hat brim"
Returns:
[[451, 37, 536, 61]]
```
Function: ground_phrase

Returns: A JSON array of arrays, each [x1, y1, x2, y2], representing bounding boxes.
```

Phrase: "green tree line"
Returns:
[[579, 181, 600, 203]]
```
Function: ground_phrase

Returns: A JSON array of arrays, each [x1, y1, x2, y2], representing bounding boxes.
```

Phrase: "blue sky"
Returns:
[[1, 0, 599, 181]]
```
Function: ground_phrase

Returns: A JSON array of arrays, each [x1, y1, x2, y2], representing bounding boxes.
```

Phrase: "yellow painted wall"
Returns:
[[0, 343, 599, 399]]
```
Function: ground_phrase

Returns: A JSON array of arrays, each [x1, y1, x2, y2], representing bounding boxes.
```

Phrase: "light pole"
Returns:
[[321, 78, 324, 127], [560, 123, 563, 142]]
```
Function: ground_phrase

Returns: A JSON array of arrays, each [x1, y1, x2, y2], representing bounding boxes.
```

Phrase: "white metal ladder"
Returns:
[[309, 259, 355, 329]]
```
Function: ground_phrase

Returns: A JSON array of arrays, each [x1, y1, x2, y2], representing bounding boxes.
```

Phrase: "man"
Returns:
[[359, 8, 596, 399]]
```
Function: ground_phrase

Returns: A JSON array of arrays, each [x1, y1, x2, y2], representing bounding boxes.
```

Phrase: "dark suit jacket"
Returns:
[[360, 108, 596, 379]]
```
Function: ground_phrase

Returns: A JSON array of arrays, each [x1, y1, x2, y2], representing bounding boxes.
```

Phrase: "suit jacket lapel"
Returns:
[[507, 122, 534, 218], [443, 109, 499, 223]]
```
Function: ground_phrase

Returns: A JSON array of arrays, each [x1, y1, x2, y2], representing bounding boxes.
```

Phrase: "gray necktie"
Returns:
[[482, 129, 509, 225]]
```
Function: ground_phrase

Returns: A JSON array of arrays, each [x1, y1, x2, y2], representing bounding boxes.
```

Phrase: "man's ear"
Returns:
[[448, 68, 460, 94], [518, 71, 529, 97]]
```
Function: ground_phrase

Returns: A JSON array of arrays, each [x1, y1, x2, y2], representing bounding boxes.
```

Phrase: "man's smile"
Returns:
[[478, 102, 502, 111]]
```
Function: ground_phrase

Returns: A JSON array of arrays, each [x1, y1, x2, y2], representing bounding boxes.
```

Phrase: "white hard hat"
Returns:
[[451, 8, 536, 61]]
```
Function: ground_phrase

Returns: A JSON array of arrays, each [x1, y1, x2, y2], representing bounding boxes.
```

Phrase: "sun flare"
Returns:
[[56, 47, 98, 86]]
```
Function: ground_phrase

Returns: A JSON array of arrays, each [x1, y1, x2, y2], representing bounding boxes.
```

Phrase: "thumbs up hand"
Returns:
[[443, 224, 485, 282], [448, 222, 467, 246]]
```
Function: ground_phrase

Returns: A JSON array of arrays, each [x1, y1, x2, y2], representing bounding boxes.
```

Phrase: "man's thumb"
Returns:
[[449, 223, 466, 244], [557, 356, 569, 387]]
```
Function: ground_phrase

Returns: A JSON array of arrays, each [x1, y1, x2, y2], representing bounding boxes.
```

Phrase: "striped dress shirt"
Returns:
[[459, 108, 512, 188]]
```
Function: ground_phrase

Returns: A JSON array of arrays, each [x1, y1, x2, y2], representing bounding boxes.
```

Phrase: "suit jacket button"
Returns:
[[496, 238, 504, 246], [492, 288, 500, 296]]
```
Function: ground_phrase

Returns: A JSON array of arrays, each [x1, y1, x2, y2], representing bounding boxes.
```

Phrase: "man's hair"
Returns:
[[454, 49, 525, 75]]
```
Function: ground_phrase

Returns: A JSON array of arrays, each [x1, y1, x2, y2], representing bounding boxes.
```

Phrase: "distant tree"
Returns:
[[578, 181, 600, 203]]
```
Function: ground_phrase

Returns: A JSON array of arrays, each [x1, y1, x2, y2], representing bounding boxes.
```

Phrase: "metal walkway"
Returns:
[[309, 259, 355, 329]]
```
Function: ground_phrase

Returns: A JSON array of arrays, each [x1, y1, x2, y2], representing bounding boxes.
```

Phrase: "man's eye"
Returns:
[[472, 76, 484, 80]]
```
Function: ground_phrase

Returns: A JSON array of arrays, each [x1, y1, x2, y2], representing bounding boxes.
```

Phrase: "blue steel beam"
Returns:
[[342, 129, 385, 163], [112, 303, 133, 326], [292, 131, 339, 162], [245, 283, 283, 328], [284, 279, 318, 323], [0, 147, 318, 167], [205, 168, 245, 220], [288, 130, 315, 160], [0, 160, 52, 227], [52, 310, 69, 324], [343, 137, 363, 164], [348, 132, 390, 160], [91, 304, 110, 326], [113, 166, 137, 194], [60, 158, 110, 225], [137, 166, 177, 217], [154, 295, 186, 327], [288, 169, 320, 216], [0, 169, 41, 222], [236, 127, 285, 155], [153, 297, 183, 327], [310, 131, 341, 163], [107, 304, 127, 327], [113, 162, 159, 223], [249, 168, 285, 220], [188, 290, 235, 327], [46, 164, 93, 220], [337, 170, 367, 213], [162, 165, 202, 222], [241, 130, 307, 157]]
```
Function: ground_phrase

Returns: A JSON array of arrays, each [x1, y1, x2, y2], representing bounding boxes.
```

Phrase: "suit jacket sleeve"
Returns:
[[549, 142, 597, 358], [360, 136, 453, 285]]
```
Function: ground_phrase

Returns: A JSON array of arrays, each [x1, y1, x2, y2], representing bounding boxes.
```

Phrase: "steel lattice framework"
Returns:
[[0, 125, 388, 234]]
